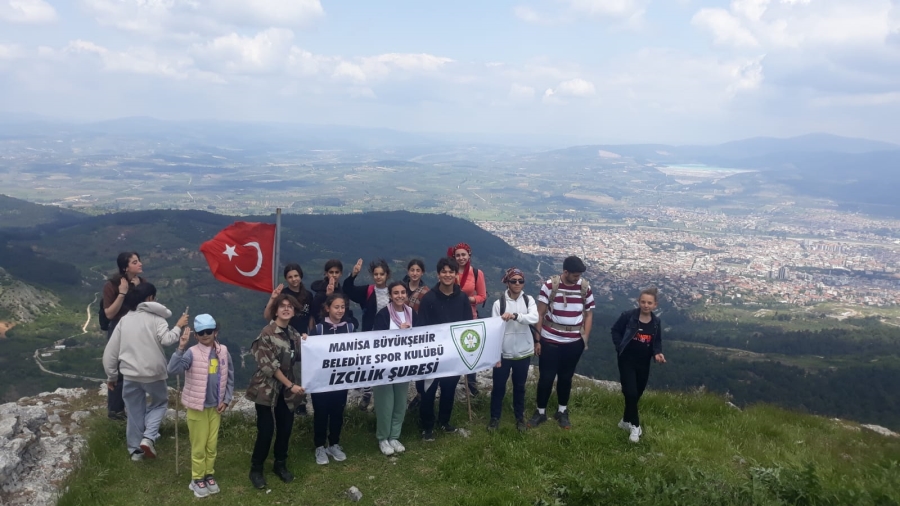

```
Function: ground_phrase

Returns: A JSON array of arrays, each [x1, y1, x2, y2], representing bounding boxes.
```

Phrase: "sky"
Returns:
[[0, 0, 898, 145]]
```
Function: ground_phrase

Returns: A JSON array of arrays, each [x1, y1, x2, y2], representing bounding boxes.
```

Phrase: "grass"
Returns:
[[59, 380, 900, 506]]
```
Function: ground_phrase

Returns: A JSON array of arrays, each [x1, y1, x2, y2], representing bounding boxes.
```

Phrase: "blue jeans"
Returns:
[[122, 379, 169, 454], [491, 357, 530, 420]]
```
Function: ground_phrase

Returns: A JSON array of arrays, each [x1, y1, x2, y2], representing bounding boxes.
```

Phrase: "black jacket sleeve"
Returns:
[[611, 310, 630, 349], [342, 274, 368, 306], [652, 317, 663, 356], [457, 295, 472, 322], [373, 307, 391, 331], [418, 293, 434, 326], [412, 309, 423, 327]]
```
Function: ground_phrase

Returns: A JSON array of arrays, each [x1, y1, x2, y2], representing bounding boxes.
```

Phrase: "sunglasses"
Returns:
[[507, 279, 525, 285], [196, 329, 215, 336]]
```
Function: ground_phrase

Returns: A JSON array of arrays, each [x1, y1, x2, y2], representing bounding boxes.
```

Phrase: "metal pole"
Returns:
[[274, 208, 282, 290], [175, 375, 180, 475]]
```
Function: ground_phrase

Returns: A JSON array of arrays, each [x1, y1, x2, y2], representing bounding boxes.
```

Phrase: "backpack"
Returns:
[[499, 293, 531, 315], [99, 281, 112, 331], [548, 275, 591, 310], [499, 293, 540, 339]]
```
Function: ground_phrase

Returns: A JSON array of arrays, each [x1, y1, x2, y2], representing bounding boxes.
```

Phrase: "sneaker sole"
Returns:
[[329, 454, 347, 462], [188, 484, 209, 498], [139, 444, 156, 459]]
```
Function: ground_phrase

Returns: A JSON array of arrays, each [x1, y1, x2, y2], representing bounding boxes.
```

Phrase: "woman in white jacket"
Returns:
[[488, 267, 539, 432], [103, 282, 188, 461]]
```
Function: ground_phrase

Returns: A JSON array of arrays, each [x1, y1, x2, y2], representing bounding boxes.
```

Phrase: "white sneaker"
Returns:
[[315, 446, 329, 465], [618, 419, 632, 431], [139, 438, 157, 459], [130, 449, 144, 461], [388, 439, 406, 453], [326, 444, 347, 462], [629, 425, 642, 443], [378, 439, 395, 456]]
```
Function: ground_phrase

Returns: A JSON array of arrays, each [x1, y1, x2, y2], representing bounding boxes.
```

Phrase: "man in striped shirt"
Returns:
[[527, 256, 594, 430]]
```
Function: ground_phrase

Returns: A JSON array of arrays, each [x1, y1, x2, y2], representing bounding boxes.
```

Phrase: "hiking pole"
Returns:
[[464, 377, 473, 422], [175, 374, 181, 476]]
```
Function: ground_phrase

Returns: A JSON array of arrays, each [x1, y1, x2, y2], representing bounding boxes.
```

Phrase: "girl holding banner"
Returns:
[[372, 281, 423, 455], [309, 294, 354, 465]]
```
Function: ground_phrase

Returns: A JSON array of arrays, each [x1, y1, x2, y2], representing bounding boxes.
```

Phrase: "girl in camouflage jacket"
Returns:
[[246, 293, 306, 490]]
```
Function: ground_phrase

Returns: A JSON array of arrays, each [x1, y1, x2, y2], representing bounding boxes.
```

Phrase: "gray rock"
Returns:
[[346, 486, 363, 502], [47, 414, 60, 424], [861, 424, 899, 437], [0, 417, 17, 440], [70, 411, 91, 423]]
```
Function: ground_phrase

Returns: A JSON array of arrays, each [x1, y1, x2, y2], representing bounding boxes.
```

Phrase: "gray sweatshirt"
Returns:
[[103, 301, 182, 383]]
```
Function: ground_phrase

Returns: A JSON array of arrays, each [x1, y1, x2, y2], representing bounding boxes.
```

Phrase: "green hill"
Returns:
[[59, 380, 900, 506]]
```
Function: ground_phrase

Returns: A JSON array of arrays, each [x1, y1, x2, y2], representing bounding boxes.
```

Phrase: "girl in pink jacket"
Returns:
[[168, 314, 235, 498]]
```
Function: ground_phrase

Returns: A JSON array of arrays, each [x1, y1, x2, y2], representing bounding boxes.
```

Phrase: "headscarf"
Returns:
[[502, 267, 524, 284], [388, 303, 413, 329], [447, 242, 473, 289]]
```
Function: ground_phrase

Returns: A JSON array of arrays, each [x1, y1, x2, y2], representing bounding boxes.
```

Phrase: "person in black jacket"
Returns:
[[610, 287, 667, 443], [309, 259, 359, 328], [343, 258, 391, 410], [416, 257, 472, 440]]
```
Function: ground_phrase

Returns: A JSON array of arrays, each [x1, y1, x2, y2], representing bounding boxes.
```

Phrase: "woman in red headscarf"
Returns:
[[448, 242, 487, 396]]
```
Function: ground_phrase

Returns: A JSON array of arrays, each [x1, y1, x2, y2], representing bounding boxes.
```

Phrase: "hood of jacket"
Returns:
[[137, 301, 172, 319], [430, 283, 463, 299]]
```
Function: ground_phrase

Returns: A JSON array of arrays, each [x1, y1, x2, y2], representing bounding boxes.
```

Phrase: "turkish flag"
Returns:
[[199, 221, 276, 293]]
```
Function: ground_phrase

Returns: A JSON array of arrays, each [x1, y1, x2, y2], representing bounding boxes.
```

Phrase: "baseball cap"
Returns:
[[194, 314, 217, 332]]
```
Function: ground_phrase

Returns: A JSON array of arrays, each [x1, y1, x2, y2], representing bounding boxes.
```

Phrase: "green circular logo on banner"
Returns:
[[459, 329, 481, 352]]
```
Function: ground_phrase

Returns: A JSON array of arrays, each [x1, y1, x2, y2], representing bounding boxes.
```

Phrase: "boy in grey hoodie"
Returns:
[[103, 282, 188, 461]]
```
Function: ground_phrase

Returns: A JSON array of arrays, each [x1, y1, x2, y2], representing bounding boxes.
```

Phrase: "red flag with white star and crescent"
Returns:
[[199, 221, 276, 293]]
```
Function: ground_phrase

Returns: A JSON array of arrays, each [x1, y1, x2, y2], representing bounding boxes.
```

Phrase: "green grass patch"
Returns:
[[60, 382, 900, 505]]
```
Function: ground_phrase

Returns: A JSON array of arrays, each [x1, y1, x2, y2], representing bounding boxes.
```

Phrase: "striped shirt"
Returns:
[[538, 277, 595, 344]]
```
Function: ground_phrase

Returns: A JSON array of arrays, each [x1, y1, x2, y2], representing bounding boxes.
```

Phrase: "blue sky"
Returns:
[[1, 0, 898, 145]]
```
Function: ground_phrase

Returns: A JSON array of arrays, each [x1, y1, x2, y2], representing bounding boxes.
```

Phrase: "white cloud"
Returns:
[[192, 28, 295, 74], [514, 0, 645, 25], [0, 43, 23, 59], [508, 83, 536, 101], [332, 53, 454, 83], [555, 77, 596, 97], [692, 8, 760, 47], [565, 0, 644, 18], [81, 0, 323, 35], [0, 0, 56, 23]]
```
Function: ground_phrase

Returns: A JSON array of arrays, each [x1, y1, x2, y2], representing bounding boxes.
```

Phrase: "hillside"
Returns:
[[50, 375, 900, 506], [0, 202, 537, 401]]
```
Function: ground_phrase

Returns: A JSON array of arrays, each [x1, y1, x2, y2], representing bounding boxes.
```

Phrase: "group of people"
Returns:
[[100, 245, 666, 498]]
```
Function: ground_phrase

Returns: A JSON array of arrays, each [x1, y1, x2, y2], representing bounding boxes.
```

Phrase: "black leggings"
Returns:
[[251, 391, 294, 466], [311, 390, 348, 447], [536, 338, 585, 409], [618, 345, 652, 427]]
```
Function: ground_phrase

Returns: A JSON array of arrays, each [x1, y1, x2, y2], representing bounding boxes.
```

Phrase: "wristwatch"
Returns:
[[513, 313, 519, 321]]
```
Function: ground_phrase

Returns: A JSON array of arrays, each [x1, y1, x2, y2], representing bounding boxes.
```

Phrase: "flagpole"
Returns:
[[274, 208, 282, 290]]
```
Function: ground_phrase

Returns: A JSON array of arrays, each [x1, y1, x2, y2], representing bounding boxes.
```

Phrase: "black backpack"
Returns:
[[498, 293, 540, 339]]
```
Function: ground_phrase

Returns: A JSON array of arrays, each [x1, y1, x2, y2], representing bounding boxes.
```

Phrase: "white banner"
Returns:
[[300, 317, 505, 394]]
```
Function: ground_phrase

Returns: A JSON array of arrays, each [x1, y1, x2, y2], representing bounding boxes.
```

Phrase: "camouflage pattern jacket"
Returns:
[[245, 322, 303, 409]]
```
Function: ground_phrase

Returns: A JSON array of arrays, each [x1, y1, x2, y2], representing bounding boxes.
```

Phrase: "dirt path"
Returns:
[[32, 292, 104, 383]]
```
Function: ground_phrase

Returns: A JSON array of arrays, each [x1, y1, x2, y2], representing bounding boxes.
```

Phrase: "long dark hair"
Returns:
[[109, 251, 140, 285], [283, 263, 309, 305]]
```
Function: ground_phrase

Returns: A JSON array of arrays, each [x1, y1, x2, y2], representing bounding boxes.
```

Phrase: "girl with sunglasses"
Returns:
[[488, 268, 539, 432], [167, 314, 235, 498]]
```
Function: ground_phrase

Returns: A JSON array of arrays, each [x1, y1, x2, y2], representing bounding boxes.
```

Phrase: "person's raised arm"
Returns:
[[103, 279, 128, 319], [263, 284, 284, 321]]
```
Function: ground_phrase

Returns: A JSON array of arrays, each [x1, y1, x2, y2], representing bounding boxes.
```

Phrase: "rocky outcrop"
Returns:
[[0, 267, 60, 324], [0, 388, 90, 506]]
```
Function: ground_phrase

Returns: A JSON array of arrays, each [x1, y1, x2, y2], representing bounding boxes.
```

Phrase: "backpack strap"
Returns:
[[548, 275, 561, 308], [347, 322, 355, 333], [499, 295, 506, 316], [315, 323, 324, 335], [580, 279, 590, 308], [366, 284, 374, 302]]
